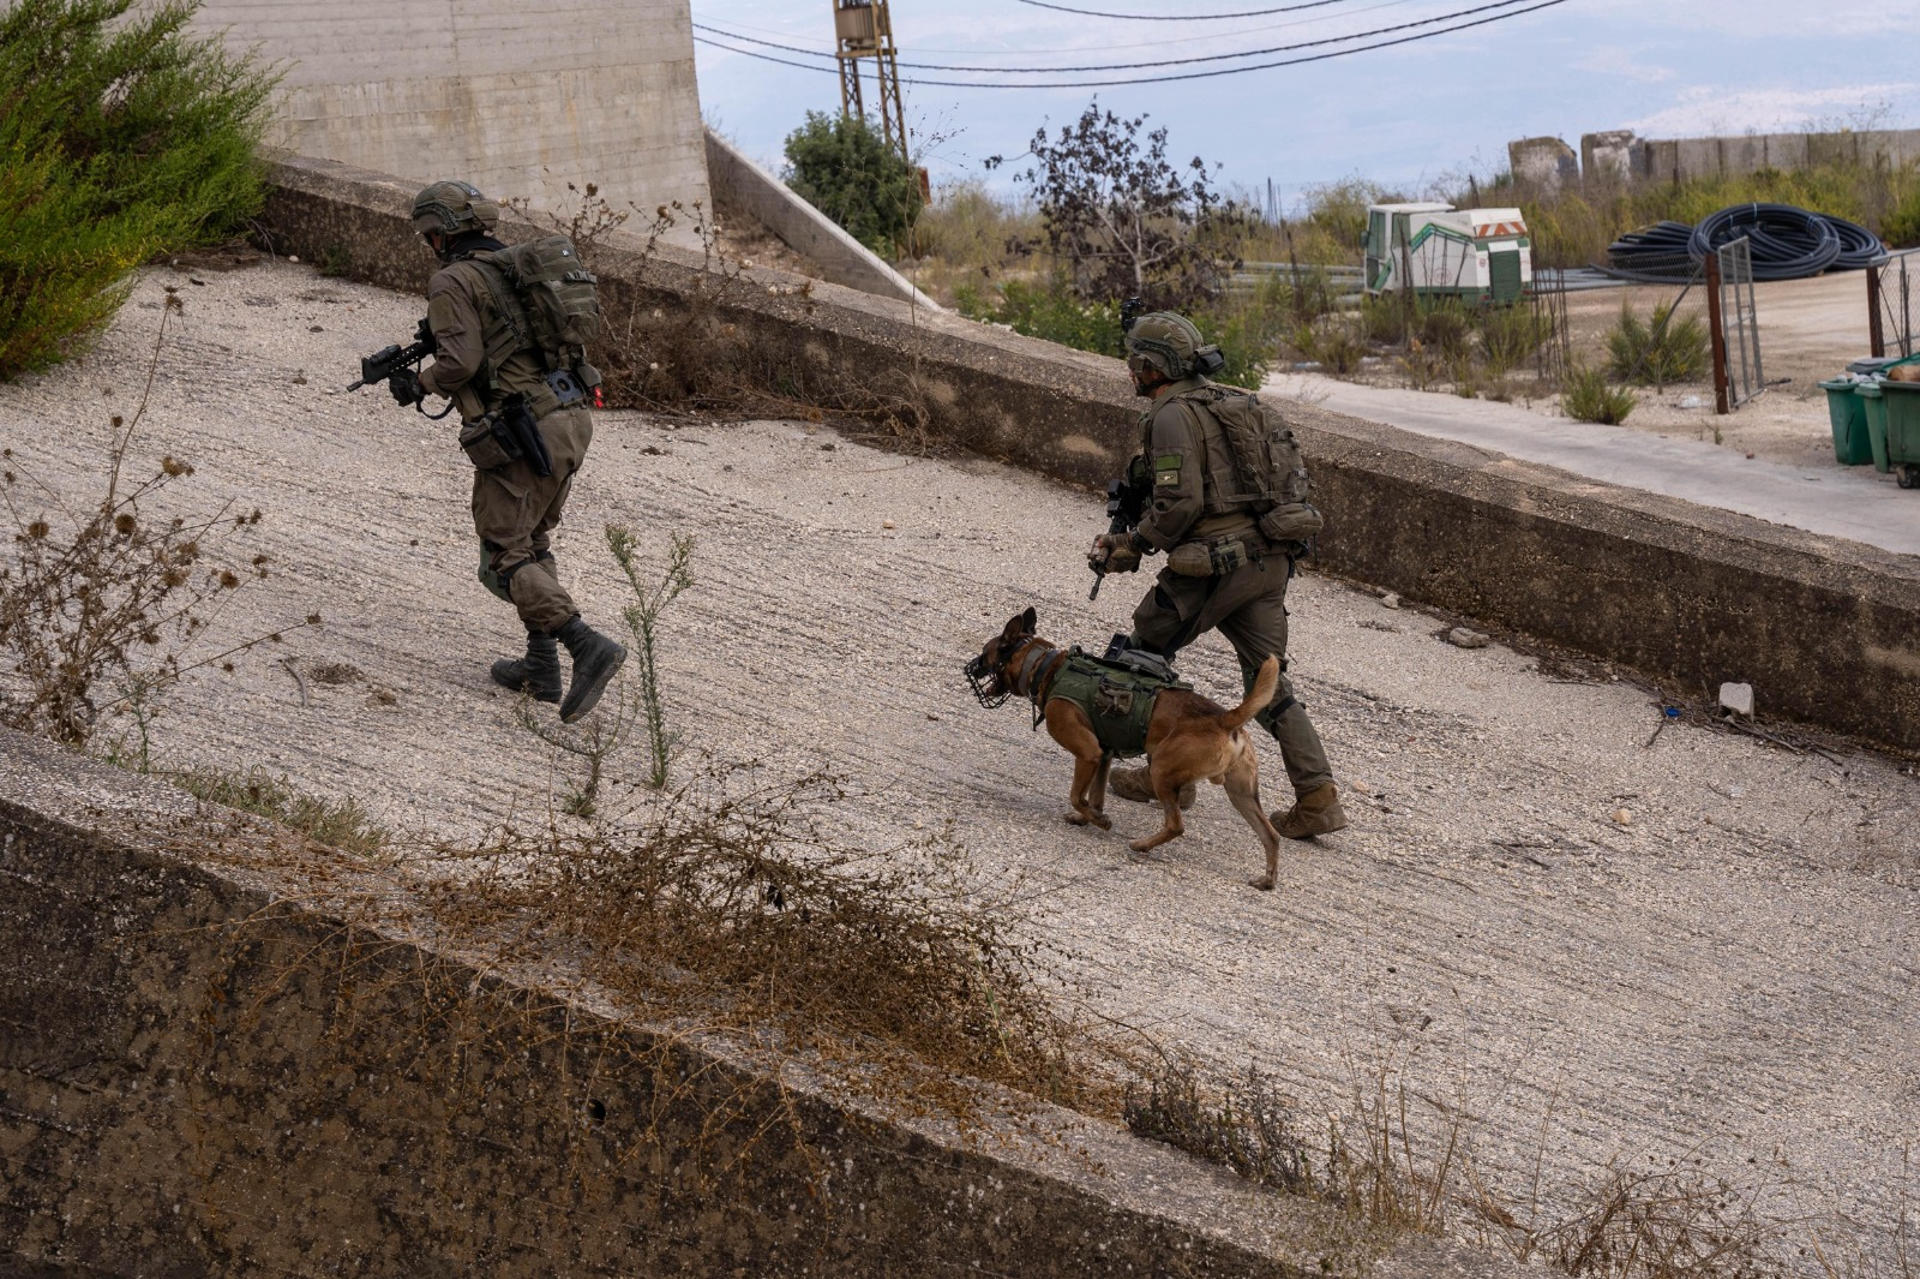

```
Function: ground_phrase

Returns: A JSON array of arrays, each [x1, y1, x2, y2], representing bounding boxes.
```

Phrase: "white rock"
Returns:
[[1718, 681, 1755, 718], [1447, 627, 1490, 649], [1380, 592, 1401, 610]]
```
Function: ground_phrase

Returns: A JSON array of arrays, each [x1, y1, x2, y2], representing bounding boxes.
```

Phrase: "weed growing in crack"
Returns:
[[176, 764, 388, 855], [607, 525, 694, 790]]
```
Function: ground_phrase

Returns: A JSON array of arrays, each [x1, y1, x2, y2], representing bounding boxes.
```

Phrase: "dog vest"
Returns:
[[1044, 652, 1191, 759]]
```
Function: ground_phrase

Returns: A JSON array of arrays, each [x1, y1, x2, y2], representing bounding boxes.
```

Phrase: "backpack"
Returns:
[[471, 235, 602, 374], [1176, 384, 1324, 545]]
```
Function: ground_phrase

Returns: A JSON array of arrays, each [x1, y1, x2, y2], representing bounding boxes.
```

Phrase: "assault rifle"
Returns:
[[1089, 458, 1151, 601], [348, 318, 450, 417]]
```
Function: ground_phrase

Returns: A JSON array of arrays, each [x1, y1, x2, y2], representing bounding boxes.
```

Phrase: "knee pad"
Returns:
[[476, 539, 513, 603]]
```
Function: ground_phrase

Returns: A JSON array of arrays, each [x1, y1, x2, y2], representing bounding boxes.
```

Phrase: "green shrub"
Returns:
[[1881, 184, 1920, 249], [1605, 300, 1708, 389], [0, 0, 275, 378], [1418, 301, 1472, 359], [175, 765, 388, 855], [1562, 364, 1636, 424], [956, 271, 1290, 389], [783, 110, 922, 257], [1302, 320, 1365, 375], [1358, 291, 1409, 345], [1478, 303, 1554, 376]]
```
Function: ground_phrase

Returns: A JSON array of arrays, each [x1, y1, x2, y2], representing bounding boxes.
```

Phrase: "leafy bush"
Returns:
[[783, 110, 922, 257], [1562, 364, 1636, 424], [0, 0, 275, 378], [956, 272, 1289, 388], [1606, 301, 1708, 388]]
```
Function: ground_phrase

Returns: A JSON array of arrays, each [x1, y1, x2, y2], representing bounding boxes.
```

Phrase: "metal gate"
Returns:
[[1707, 236, 1763, 412], [1869, 247, 1916, 359]]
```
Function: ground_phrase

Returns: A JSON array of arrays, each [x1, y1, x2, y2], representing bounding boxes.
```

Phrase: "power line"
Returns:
[[692, 0, 1566, 88], [1016, 0, 1355, 18], [695, 0, 1421, 54], [698, 0, 1540, 75]]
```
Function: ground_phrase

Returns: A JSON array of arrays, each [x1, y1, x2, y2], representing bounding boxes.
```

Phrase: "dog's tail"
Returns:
[[1221, 655, 1281, 733]]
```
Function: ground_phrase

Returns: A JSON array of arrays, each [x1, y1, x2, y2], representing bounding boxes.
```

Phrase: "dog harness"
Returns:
[[1009, 645, 1191, 759]]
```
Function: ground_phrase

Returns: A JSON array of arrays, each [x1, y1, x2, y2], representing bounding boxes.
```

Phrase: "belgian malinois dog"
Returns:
[[966, 607, 1286, 890]]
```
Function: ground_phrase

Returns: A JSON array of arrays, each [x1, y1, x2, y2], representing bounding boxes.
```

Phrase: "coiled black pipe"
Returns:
[[1689, 203, 1841, 280], [1602, 204, 1888, 282], [1603, 220, 1697, 282], [1827, 215, 1891, 270]]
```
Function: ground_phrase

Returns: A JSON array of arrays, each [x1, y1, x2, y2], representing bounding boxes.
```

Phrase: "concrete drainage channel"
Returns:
[[4, 152, 1920, 1274]]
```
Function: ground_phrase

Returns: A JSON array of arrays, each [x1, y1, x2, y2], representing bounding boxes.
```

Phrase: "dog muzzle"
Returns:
[[965, 654, 1012, 709]]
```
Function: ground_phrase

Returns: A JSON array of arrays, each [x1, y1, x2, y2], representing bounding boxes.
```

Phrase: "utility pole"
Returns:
[[832, 0, 908, 165]]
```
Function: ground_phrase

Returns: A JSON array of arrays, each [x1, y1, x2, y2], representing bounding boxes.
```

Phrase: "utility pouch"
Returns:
[[1092, 678, 1136, 720], [1258, 501, 1324, 544], [1167, 542, 1216, 577], [458, 413, 518, 471], [1209, 539, 1249, 575]]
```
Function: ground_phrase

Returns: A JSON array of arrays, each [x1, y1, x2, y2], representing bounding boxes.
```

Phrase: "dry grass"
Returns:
[[409, 765, 1119, 1118], [176, 764, 389, 856], [0, 293, 314, 746]]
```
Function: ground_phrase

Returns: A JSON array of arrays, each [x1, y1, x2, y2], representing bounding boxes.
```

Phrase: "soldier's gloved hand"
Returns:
[[388, 368, 425, 408], [1090, 532, 1141, 574]]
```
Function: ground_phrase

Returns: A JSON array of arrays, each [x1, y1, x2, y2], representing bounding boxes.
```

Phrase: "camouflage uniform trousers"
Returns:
[[472, 406, 592, 634], [1129, 553, 1334, 794]]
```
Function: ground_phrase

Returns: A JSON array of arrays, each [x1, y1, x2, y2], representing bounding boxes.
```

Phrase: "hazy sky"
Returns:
[[690, 0, 1920, 210]]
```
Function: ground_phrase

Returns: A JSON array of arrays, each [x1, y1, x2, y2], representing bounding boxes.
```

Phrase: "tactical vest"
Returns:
[[1044, 651, 1191, 758]]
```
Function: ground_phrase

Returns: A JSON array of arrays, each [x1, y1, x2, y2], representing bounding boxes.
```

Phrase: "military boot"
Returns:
[[1107, 765, 1196, 810], [1272, 783, 1348, 840], [555, 616, 628, 724], [490, 627, 562, 703]]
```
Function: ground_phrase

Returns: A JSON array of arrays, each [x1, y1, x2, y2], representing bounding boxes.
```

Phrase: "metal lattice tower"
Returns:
[[832, 0, 907, 164]]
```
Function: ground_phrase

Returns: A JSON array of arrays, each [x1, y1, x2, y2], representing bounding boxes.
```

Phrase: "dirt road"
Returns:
[[4, 260, 1918, 1267]]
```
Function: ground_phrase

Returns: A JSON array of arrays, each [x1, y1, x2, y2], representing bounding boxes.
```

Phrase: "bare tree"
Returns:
[[992, 100, 1241, 308]]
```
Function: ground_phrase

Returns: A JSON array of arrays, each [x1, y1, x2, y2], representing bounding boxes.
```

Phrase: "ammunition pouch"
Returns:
[[458, 413, 516, 471], [1167, 537, 1251, 577]]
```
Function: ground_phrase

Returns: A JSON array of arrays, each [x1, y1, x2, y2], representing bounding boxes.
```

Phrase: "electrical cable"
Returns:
[[697, 0, 1538, 74], [1014, 0, 1356, 18], [1602, 220, 1696, 283], [692, 0, 1566, 88], [695, 0, 1421, 55]]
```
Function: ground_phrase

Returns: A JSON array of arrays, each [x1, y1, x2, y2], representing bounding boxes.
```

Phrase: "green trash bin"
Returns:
[[1859, 383, 1890, 473], [1878, 379, 1920, 488], [1820, 379, 1874, 465]]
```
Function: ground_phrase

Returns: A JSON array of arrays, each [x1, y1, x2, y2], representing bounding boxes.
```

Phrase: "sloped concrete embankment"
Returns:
[[0, 728, 1531, 1278], [260, 154, 1920, 753]]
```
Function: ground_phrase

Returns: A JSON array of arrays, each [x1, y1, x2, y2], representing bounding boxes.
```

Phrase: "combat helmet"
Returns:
[[411, 180, 500, 238], [1125, 311, 1215, 381]]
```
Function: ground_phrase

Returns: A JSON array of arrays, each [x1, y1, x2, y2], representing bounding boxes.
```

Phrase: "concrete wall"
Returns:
[[705, 128, 940, 310], [1570, 128, 1920, 186], [258, 154, 1920, 754], [0, 726, 1518, 1279], [193, 0, 710, 234], [1507, 137, 1578, 193]]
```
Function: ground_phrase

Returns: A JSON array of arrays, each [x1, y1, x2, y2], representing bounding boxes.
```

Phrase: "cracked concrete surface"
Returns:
[[3, 259, 1918, 1268]]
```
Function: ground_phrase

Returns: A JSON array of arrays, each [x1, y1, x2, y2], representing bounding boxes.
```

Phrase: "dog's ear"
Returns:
[[1018, 606, 1036, 634], [1002, 607, 1035, 642]]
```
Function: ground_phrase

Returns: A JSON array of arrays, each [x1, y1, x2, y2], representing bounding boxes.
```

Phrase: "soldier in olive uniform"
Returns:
[[1089, 312, 1348, 839], [387, 181, 626, 724]]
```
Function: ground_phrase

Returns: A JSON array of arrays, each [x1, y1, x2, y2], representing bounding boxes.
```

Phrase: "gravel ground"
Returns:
[[4, 259, 1919, 1267]]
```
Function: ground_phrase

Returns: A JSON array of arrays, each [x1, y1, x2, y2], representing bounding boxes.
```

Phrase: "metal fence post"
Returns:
[[1868, 265, 1885, 360], [1705, 250, 1730, 415]]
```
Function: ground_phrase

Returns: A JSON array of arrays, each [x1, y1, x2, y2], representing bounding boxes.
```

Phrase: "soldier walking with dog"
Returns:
[[384, 180, 626, 723], [1088, 311, 1348, 839]]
